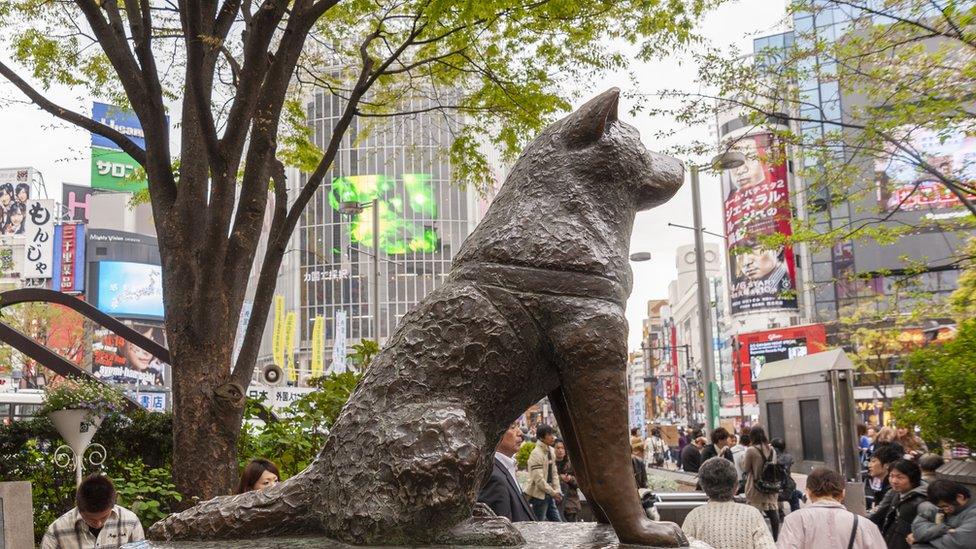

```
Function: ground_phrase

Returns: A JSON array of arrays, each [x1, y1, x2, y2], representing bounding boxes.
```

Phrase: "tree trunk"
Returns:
[[171, 356, 244, 504]]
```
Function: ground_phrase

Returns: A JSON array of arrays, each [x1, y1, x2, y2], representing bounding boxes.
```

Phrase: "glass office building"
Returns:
[[296, 91, 481, 351], [750, 6, 970, 324]]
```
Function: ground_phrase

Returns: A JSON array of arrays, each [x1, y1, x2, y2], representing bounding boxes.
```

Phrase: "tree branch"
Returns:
[[0, 59, 147, 166]]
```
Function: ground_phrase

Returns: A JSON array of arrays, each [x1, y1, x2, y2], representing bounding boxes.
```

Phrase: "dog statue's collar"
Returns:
[[450, 260, 628, 304]]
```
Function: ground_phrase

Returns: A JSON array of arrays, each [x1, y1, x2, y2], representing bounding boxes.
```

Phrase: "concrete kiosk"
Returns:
[[755, 349, 861, 480]]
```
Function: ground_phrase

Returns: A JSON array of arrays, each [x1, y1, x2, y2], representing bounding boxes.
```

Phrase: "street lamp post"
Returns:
[[689, 151, 745, 436], [339, 198, 381, 344]]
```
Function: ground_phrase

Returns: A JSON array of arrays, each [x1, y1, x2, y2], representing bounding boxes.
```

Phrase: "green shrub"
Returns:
[[515, 441, 535, 470], [112, 460, 182, 526], [237, 372, 361, 478], [0, 412, 176, 541]]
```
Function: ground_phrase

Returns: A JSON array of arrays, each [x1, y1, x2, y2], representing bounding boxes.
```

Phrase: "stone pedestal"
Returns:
[[0, 481, 34, 549], [132, 522, 693, 548]]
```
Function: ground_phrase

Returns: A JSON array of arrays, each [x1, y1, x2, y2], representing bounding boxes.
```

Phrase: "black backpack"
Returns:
[[754, 447, 786, 494]]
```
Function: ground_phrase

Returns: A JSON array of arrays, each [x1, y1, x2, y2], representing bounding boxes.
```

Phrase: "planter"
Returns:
[[49, 408, 104, 458]]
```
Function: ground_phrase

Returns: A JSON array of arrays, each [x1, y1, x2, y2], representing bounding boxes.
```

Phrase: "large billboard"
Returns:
[[875, 127, 976, 213], [0, 167, 33, 235], [722, 133, 798, 315], [90, 102, 154, 192], [94, 261, 164, 320], [733, 324, 827, 395], [328, 174, 440, 255], [92, 321, 167, 387]]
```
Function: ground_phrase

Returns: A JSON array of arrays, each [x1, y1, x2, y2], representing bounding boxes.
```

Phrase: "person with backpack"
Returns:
[[742, 426, 782, 539], [645, 427, 668, 468], [770, 438, 803, 514], [777, 467, 886, 549]]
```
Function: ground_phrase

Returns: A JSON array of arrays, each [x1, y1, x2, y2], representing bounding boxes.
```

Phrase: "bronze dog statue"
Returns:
[[150, 88, 687, 547]]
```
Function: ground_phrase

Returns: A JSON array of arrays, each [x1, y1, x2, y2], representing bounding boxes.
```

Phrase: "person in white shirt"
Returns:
[[477, 423, 534, 521], [682, 457, 776, 549], [777, 467, 886, 549], [731, 430, 750, 480], [42, 474, 144, 549]]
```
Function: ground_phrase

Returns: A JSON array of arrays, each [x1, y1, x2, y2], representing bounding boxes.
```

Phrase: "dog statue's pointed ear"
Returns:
[[563, 88, 620, 149]]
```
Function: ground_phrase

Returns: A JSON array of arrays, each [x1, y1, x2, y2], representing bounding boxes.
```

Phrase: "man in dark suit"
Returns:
[[700, 427, 734, 463], [478, 423, 534, 522], [680, 435, 705, 473]]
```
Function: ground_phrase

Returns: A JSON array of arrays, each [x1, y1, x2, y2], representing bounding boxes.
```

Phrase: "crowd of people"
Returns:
[[662, 422, 975, 549], [39, 420, 975, 549]]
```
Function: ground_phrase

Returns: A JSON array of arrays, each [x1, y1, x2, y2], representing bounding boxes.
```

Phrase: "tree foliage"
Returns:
[[0, 0, 718, 498], [893, 318, 976, 449], [656, 0, 976, 324], [237, 371, 361, 478]]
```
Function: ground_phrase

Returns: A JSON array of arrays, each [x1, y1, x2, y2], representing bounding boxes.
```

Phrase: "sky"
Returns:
[[0, 0, 790, 352]]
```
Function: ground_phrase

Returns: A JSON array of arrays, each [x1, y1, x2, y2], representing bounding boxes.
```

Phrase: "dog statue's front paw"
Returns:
[[617, 519, 688, 547], [436, 512, 525, 546]]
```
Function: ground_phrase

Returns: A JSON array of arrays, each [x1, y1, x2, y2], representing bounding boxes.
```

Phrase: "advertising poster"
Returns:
[[22, 199, 55, 279], [0, 167, 32, 235], [310, 315, 324, 377], [232, 301, 253, 367], [733, 324, 827, 395], [875, 127, 976, 213], [95, 261, 164, 319], [92, 321, 168, 387], [331, 309, 347, 373], [721, 133, 798, 315], [284, 311, 296, 381], [272, 295, 285, 366], [90, 102, 167, 192]]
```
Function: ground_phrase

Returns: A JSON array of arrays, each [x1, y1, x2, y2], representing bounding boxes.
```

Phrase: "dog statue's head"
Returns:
[[528, 87, 684, 212]]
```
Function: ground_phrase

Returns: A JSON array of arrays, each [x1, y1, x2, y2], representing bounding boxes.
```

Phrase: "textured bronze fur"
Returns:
[[149, 88, 687, 547]]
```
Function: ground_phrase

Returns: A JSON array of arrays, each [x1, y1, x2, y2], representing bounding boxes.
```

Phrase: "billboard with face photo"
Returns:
[[0, 168, 32, 235], [722, 132, 798, 315], [92, 321, 168, 387]]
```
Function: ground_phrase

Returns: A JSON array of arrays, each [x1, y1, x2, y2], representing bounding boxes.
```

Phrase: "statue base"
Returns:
[[134, 521, 692, 548]]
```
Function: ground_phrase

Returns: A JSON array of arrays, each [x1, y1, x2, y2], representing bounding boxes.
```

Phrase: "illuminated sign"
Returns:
[[328, 174, 440, 255], [734, 324, 827, 395]]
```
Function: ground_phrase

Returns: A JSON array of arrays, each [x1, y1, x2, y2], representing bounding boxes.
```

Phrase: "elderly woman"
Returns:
[[682, 457, 775, 549], [777, 467, 886, 548]]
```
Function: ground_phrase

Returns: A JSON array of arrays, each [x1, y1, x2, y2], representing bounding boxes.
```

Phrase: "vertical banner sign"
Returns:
[[331, 309, 347, 373], [310, 316, 324, 377], [284, 311, 297, 381], [232, 301, 253, 369], [51, 224, 86, 293], [272, 295, 284, 366], [23, 199, 55, 279], [721, 132, 798, 315]]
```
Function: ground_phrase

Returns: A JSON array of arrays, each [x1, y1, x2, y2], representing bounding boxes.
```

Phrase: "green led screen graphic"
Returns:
[[329, 174, 440, 254]]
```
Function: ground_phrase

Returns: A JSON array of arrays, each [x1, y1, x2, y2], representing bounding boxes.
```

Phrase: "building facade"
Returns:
[[255, 90, 488, 377]]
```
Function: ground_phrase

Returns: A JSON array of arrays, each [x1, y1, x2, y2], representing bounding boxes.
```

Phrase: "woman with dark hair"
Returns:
[[0, 183, 12, 208], [14, 182, 29, 204], [4, 202, 25, 234], [553, 440, 581, 522], [741, 426, 781, 539], [237, 458, 280, 494], [870, 459, 926, 549]]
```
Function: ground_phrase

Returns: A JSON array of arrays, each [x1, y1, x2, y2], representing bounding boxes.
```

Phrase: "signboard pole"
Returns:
[[691, 166, 718, 433]]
